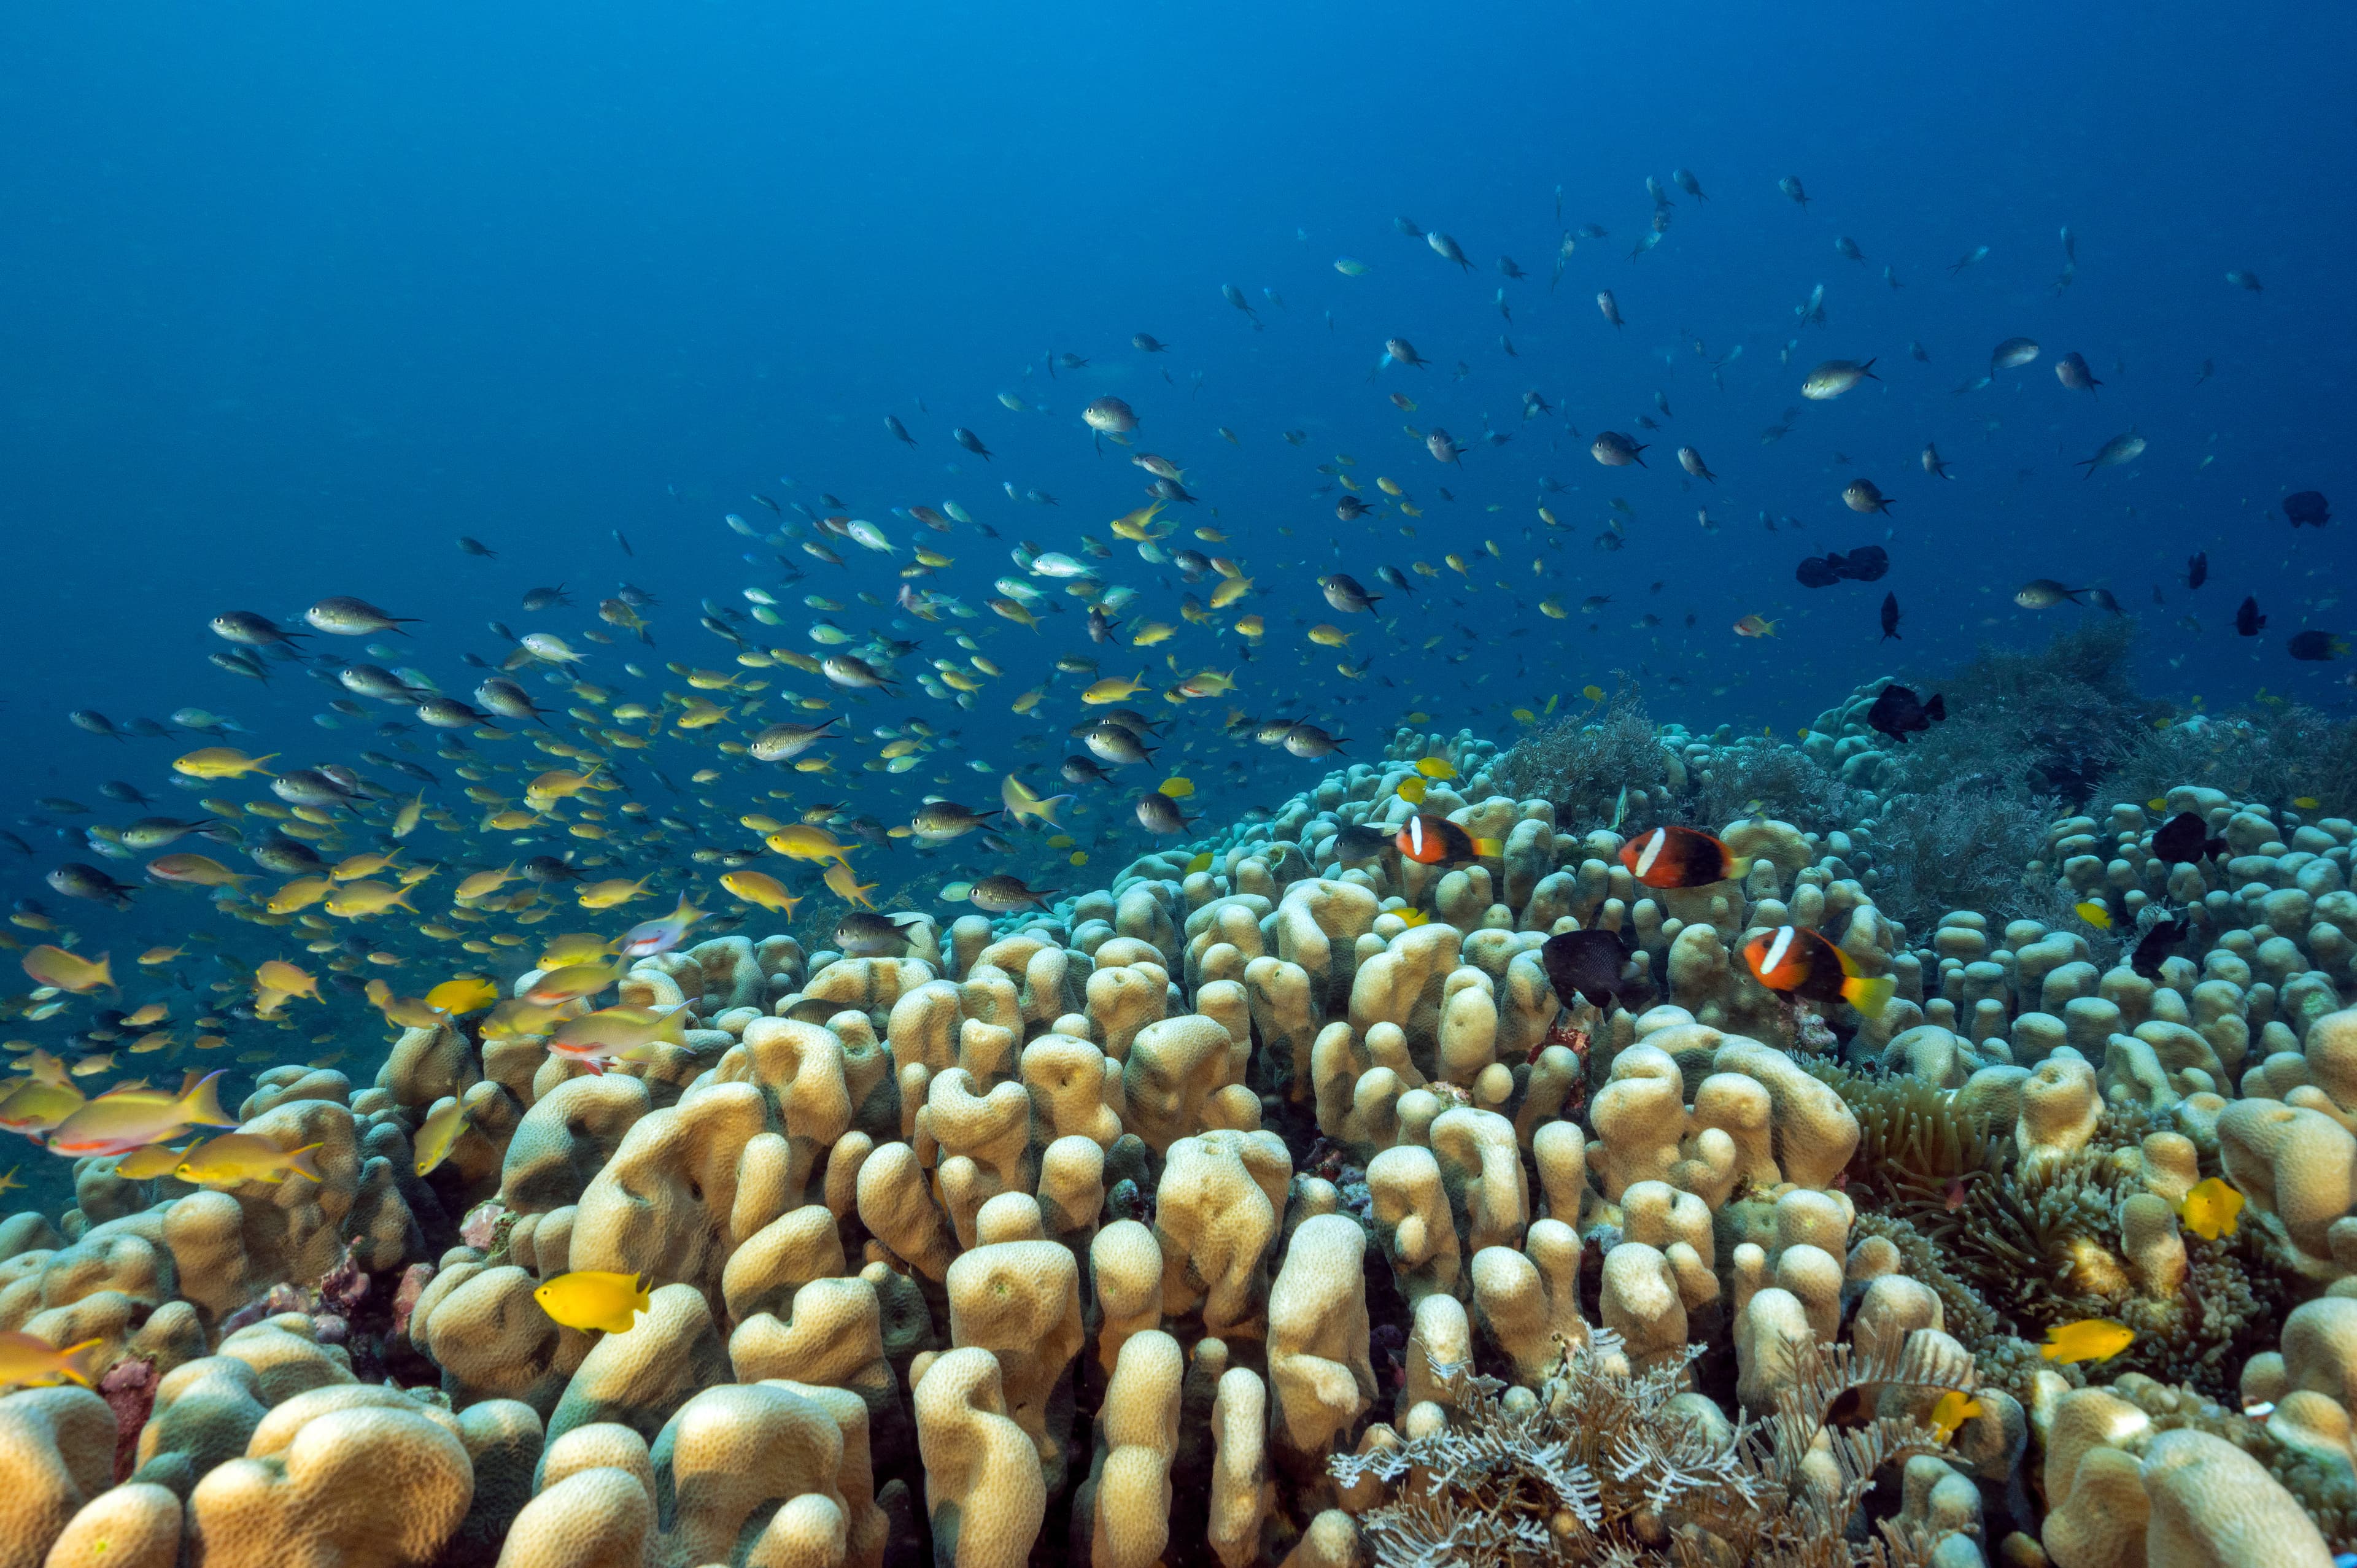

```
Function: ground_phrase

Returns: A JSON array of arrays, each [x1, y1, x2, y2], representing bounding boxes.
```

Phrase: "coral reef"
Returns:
[[11, 706, 2357, 1566]]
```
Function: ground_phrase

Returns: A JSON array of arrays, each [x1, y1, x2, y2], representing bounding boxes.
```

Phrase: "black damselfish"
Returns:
[[2132, 916, 2191, 979], [1794, 544, 1890, 589], [2151, 812, 2227, 866], [1865, 684, 1945, 744], [1541, 927, 1635, 1010], [2284, 490, 2330, 528]]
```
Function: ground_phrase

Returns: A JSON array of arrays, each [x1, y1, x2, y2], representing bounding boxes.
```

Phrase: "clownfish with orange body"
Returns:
[[1743, 924, 1895, 1018], [1396, 815, 1503, 866], [1619, 825, 1752, 889]]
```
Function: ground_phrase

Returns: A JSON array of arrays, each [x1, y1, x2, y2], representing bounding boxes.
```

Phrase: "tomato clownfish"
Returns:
[[1743, 924, 1895, 1018], [1396, 814, 1502, 866], [1619, 825, 1752, 889]]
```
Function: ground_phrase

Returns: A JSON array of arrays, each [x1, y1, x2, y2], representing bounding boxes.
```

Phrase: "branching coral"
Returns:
[[1487, 689, 1674, 834], [1861, 780, 2059, 932], [1329, 1328, 1951, 1568], [1884, 619, 2160, 804], [1686, 740, 1855, 836]]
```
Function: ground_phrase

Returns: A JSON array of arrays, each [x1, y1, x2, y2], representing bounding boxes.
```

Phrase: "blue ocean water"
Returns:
[[1, 0, 2352, 1136]]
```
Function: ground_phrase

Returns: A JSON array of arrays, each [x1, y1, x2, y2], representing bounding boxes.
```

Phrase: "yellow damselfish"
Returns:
[[1158, 778, 1194, 798], [2072, 900, 2113, 931], [1929, 1389, 1982, 1442], [425, 976, 499, 1016], [534, 1270, 651, 1334], [1396, 778, 1428, 805], [2039, 1318, 2135, 1365], [2176, 1176, 2243, 1242], [1414, 757, 1457, 780]]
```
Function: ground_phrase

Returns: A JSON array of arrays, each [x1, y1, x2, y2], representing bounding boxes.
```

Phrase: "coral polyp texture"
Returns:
[[10, 698, 2357, 1567]]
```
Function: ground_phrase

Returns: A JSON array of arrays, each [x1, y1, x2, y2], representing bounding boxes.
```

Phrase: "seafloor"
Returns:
[[4, 662, 2355, 1568]]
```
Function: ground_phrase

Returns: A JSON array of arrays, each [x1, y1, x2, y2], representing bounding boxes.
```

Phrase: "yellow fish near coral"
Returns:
[[0, 1330, 104, 1391], [114, 1143, 190, 1180], [175, 1134, 325, 1186], [720, 870, 800, 916], [366, 979, 449, 1030], [2040, 1318, 2135, 1365], [426, 976, 499, 1016], [414, 1098, 470, 1178], [1414, 757, 1457, 779], [2177, 1176, 2243, 1242], [1396, 778, 1428, 805], [824, 861, 878, 910], [1929, 1389, 1983, 1442], [535, 1270, 651, 1334], [2073, 901, 2113, 931]]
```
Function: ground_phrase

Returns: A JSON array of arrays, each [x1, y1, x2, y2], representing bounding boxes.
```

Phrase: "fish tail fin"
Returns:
[[93, 954, 115, 990], [1473, 837, 1504, 857], [1844, 975, 1896, 1019], [180, 1068, 237, 1127], [633, 1273, 653, 1313], [285, 1143, 327, 1183], [1728, 855, 1755, 879], [55, 1337, 106, 1388]]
